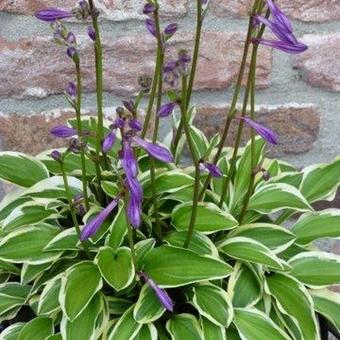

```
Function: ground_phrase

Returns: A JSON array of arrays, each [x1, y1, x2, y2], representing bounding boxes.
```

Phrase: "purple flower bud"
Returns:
[[164, 61, 178, 73], [127, 197, 142, 229], [102, 132, 116, 153], [200, 162, 223, 178], [143, 3, 156, 15], [129, 119, 142, 132], [146, 19, 157, 37], [133, 136, 173, 163], [69, 138, 83, 154], [50, 150, 62, 161], [66, 32, 76, 44], [122, 141, 138, 178], [241, 117, 278, 145], [122, 100, 135, 113], [158, 102, 176, 118], [138, 272, 174, 312], [81, 198, 119, 241], [67, 47, 78, 59], [51, 125, 77, 138], [35, 8, 73, 22], [87, 26, 96, 41], [66, 82, 77, 97], [114, 117, 125, 129], [164, 23, 178, 37]]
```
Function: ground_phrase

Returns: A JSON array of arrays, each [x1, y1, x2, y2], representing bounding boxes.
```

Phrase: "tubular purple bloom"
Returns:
[[126, 176, 143, 203], [66, 82, 77, 97], [66, 32, 76, 44], [50, 150, 62, 161], [158, 102, 176, 118], [146, 19, 157, 37], [122, 141, 138, 178], [129, 119, 143, 132], [143, 3, 156, 15], [266, 0, 293, 33], [138, 272, 174, 312], [253, 38, 307, 54], [204, 163, 223, 178], [81, 198, 119, 241], [164, 61, 178, 73], [241, 117, 278, 145], [127, 197, 142, 229], [35, 8, 73, 22], [102, 132, 116, 153], [114, 117, 125, 129], [133, 136, 174, 163], [164, 23, 178, 37], [51, 125, 77, 138], [87, 26, 96, 41]]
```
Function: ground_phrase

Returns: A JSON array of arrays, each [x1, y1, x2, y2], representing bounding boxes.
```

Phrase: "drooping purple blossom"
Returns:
[[200, 162, 223, 178], [127, 197, 142, 229], [35, 8, 73, 22], [164, 23, 178, 38], [138, 272, 174, 312], [126, 176, 143, 202], [114, 117, 126, 129], [146, 19, 157, 37], [241, 117, 278, 145], [133, 136, 174, 163], [129, 119, 143, 132], [253, 0, 307, 54], [121, 141, 139, 178], [66, 82, 77, 97], [102, 132, 116, 153], [67, 46, 78, 59], [143, 3, 156, 15], [80, 198, 119, 241], [158, 102, 177, 118], [51, 125, 77, 138], [87, 26, 96, 41]]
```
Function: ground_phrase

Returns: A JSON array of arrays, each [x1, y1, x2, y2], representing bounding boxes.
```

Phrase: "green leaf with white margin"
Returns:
[[233, 308, 290, 340], [107, 296, 133, 315], [108, 306, 142, 340], [23, 176, 83, 199], [60, 261, 103, 321], [0, 189, 31, 222], [143, 245, 233, 288], [0, 224, 61, 264], [61, 293, 109, 340], [18, 317, 54, 340], [288, 251, 340, 287], [94, 247, 135, 291], [135, 239, 156, 268], [189, 125, 209, 160], [21, 262, 53, 285], [37, 277, 61, 316], [2, 201, 60, 232], [101, 181, 120, 198], [227, 263, 262, 308], [228, 223, 296, 253], [248, 183, 312, 214], [132, 323, 158, 340], [133, 284, 165, 323], [266, 273, 319, 340], [291, 209, 340, 245], [265, 172, 303, 189], [0, 283, 31, 317], [201, 317, 226, 340], [0, 323, 25, 340], [165, 231, 219, 258], [166, 314, 202, 340], [0, 152, 49, 187], [106, 201, 128, 252], [44, 228, 79, 252], [310, 289, 340, 331], [172, 202, 238, 234], [0, 260, 20, 275], [300, 158, 340, 203], [218, 237, 287, 271], [192, 284, 233, 327]]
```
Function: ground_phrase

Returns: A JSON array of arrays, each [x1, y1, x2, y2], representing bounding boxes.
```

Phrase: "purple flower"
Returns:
[[51, 125, 77, 138], [80, 198, 119, 241], [241, 117, 278, 145], [158, 102, 176, 118], [127, 197, 142, 229], [122, 141, 138, 178], [87, 26, 96, 41], [66, 82, 77, 97], [102, 132, 116, 153], [143, 3, 156, 15], [114, 117, 125, 129], [200, 162, 223, 178], [35, 8, 73, 22], [66, 32, 76, 44], [129, 119, 143, 132], [133, 136, 173, 163], [67, 47, 78, 59], [138, 272, 174, 312], [164, 23, 178, 37], [50, 150, 62, 161], [146, 19, 157, 37], [126, 176, 143, 202], [252, 38, 307, 54]]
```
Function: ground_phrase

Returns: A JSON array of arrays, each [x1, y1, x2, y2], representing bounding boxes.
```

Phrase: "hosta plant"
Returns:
[[0, 0, 340, 339]]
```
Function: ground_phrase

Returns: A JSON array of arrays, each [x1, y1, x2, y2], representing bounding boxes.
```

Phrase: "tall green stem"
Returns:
[[75, 63, 90, 211]]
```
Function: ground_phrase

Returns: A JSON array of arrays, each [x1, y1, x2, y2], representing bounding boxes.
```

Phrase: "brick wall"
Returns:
[[0, 0, 340, 168]]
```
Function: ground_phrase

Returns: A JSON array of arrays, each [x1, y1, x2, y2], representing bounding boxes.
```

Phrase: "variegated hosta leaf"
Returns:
[[133, 284, 165, 323], [44, 228, 79, 252], [192, 284, 233, 327], [189, 125, 209, 160], [108, 306, 142, 340], [288, 252, 340, 287], [37, 277, 61, 316], [291, 209, 340, 245], [233, 308, 290, 340], [164, 231, 219, 257], [248, 183, 312, 214], [0, 224, 61, 265], [172, 202, 238, 234], [263, 172, 303, 189], [60, 293, 109, 340], [218, 237, 288, 271], [266, 273, 319, 340], [94, 247, 135, 291], [228, 262, 262, 308], [0, 152, 49, 187], [60, 261, 103, 321], [0, 191, 31, 223], [18, 317, 54, 340], [0, 322, 25, 340], [201, 317, 226, 340], [135, 239, 156, 268], [143, 245, 233, 288], [300, 158, 340, 203], [0, 260, 20, 275], [21, 262, 53, 285], [166, 314, 203, 340], [106, 296, 133, 316], [229, 223, 296, 253], [310, 289, 340, 331], [132, 324, 158, 340]]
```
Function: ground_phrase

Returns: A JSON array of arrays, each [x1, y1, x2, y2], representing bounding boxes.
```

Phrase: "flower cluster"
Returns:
[[163, 50, 191, 87]]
